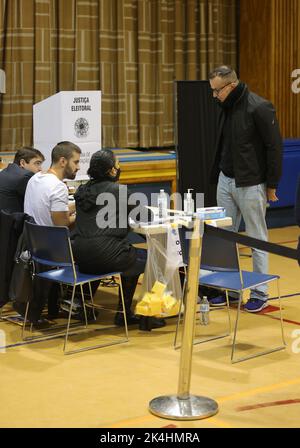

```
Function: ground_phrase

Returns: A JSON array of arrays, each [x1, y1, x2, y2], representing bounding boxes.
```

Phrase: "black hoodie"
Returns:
[[72, 180, 136, 274]]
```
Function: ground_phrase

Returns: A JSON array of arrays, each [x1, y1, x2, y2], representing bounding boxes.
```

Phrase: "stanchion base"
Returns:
[[149, 394, 218, 420]]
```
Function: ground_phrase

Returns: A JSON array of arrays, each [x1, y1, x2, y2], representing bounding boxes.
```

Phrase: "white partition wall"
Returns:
[[33, 91, 101, 179]]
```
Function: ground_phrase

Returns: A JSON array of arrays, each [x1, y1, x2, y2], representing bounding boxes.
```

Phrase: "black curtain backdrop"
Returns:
[[176, 81, 220, 207]]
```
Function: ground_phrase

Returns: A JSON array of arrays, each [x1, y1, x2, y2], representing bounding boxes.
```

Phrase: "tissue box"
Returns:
[[196, 207, 226, 220]]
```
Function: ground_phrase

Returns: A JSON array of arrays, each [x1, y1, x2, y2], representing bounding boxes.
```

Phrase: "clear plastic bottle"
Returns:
[[157, 189, 168, 219], [184, 189, 194, 215], [199, 295, 210, 325]]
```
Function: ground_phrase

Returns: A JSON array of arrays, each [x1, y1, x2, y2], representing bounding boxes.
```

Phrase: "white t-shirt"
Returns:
[[24, 172, 69, 226]]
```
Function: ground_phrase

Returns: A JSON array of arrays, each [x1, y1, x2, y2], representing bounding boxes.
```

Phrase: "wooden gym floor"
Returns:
[[0, 226, 300, 428]]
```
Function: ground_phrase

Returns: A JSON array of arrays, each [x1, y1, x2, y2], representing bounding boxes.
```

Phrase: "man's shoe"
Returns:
[[114, 312, 140, 327], [244, 298, 268, 313], [60, 298, 82, 316], [78, 307, 99, 322], [209, 295, 226, 306], [31, 318, 52, 329], [47, 311, 65, 320], [139, 317, 166, 331], [209, 295, 240, 306]]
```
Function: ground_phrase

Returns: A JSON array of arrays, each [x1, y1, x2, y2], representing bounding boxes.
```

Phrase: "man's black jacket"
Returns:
[[210, 84, 282, 188], [0, 163, 33, 212]]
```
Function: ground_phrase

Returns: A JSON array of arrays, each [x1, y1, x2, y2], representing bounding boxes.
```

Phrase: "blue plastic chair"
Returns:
[[176, 229, 286, 363], [23, 221, 129, 354]]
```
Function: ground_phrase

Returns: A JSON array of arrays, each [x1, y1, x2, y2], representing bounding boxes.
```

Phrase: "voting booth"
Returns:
[[33, 91, 101, 179]]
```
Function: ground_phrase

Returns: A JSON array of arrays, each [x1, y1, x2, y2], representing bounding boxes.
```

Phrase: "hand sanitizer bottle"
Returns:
[[184, 189, 194, 215], [158, 189, 168, 219]]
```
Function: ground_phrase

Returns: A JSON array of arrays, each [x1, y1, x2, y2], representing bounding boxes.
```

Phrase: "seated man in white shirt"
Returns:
[[23, 141, 81, 321], [24, 141, 81, 227]]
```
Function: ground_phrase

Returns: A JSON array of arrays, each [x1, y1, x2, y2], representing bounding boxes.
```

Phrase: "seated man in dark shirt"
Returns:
[[0, 147, 44, 212]]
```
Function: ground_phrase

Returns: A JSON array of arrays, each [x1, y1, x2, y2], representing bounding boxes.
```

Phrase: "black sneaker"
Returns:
[[114, 312, 140, 326], [60, 298, 82, 316], [139, 317, 166, 331], [31, 318, 52, 329]]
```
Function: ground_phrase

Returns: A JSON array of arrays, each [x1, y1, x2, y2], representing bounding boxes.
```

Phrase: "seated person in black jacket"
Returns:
[[0, 147, 44, 213], [73, 149, 165, 330]]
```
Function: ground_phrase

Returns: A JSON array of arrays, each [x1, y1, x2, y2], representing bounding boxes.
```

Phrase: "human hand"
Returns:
[[267, 188, 278, 202]]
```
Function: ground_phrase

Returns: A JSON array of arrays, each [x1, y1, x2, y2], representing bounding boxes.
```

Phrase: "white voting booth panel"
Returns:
[[33, 91, 101, 178]]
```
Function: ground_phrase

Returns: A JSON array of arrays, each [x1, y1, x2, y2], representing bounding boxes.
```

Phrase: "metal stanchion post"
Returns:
[[149, 218, 219, 420]]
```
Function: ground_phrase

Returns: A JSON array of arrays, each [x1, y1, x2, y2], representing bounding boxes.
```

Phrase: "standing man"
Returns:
[[0, 147, 44, 212], [24, 141, 81, 227], [208, 66, 282, 312]]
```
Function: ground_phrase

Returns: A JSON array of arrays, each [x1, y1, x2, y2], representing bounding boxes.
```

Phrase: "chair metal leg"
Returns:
[[88, 282, 97, 320], [232, 344, 286, 364], [118, 275, 129, 341], [63, 285, 76, 353], [231, 291, 242, 363], [231, 281, 286, 364], [225, 290, 232, 334], [174, 286, 231, 350], [191, 289, 231, 347], [59, 283, 64, 299], [63, 276, 129, 355], [80, 284, 88, 328], [277, 278, 286, 347], [21, 302, 30, 340]]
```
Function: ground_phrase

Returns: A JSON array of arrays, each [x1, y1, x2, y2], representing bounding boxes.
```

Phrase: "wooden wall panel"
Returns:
[[239, 0, 300, 138]]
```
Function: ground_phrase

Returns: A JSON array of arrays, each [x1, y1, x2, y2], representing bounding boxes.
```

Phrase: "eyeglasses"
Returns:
[[211, 82, 232, 95]]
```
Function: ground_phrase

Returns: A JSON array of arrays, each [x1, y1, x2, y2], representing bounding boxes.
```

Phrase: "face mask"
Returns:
[[108, 167, 121, 182], [113, 167, 121, 181]]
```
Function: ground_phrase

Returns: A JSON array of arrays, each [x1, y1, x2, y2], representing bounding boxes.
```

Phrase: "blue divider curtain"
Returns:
[[176, 80, 220, 207]]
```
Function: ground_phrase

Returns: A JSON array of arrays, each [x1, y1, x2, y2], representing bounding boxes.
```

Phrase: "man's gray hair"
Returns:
[[208, 65, 238, 83]]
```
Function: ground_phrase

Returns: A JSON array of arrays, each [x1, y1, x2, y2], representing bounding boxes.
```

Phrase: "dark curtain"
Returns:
[[176, 80, 220, 207]]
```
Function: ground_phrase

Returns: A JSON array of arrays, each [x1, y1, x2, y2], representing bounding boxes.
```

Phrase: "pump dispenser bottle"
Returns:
[[184, 189, 194, 215]]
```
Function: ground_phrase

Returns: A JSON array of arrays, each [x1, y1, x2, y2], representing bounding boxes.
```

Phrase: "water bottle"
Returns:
[[199, 295, 210, 325], [157, 189, 168, 219]]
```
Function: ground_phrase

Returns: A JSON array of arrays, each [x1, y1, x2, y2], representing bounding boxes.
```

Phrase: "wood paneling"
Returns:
[[239, 0, 300, 138]]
